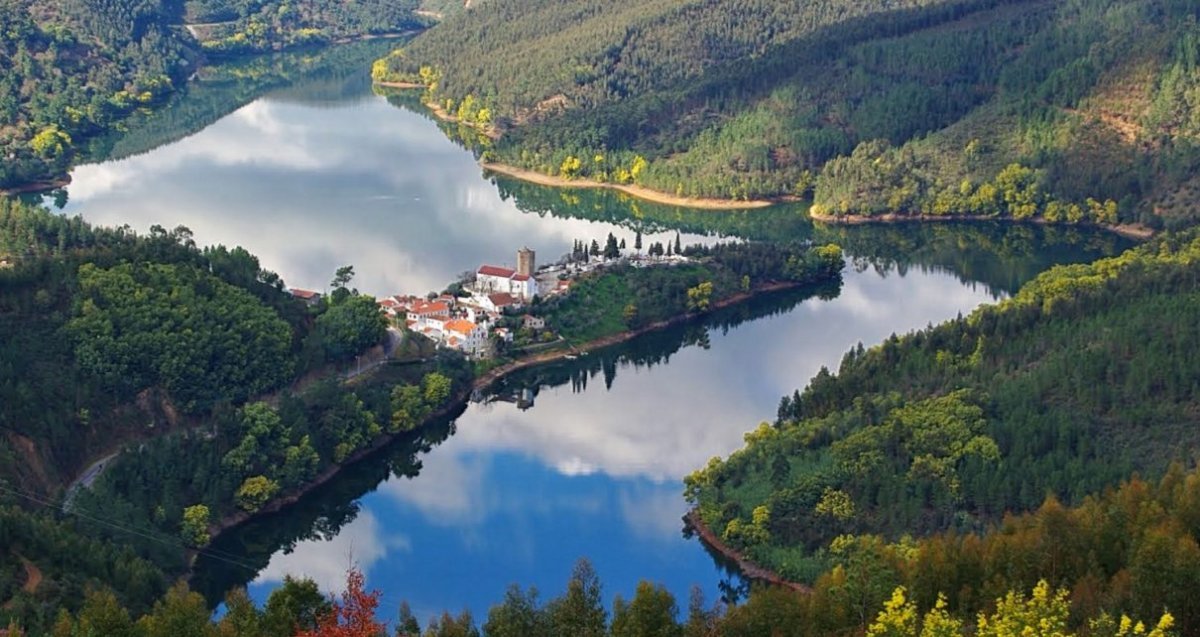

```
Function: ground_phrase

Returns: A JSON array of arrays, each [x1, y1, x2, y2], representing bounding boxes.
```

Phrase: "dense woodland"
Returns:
[[8, 0, 1200, 632], [0, 0, 418, 190], [16, 520, 1191, 637], [0, 199, 406, 628], [687, 230, 1200, 590], [190, 0, 423, 55], [0, 0, 189, 188], [376, 0, 1200, 228]]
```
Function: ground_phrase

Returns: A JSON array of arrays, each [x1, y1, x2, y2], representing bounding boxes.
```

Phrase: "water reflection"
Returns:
[[60, 60, 715, 297], [195, 268, 1002, 620], [68, 40, 1137, 623]]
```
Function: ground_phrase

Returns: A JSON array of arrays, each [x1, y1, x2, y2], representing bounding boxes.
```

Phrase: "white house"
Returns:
[[444, 318, 488, 357], [476, 265, 538, 300]]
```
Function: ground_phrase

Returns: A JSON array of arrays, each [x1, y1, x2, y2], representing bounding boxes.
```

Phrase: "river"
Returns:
[[49, 41, 1132, 625]]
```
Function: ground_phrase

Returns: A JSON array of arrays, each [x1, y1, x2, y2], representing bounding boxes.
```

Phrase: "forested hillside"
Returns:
[[0, 199, 408, 627], [685, 230, 1200, 586], [377, 0, 1200, 229], [0, 0, 420, 191], [188, 0, 424, 55], [0, 0, 190, 189]]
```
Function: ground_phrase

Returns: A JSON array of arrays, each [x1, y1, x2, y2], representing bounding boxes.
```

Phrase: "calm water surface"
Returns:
[[58, 43, 1132, 624]]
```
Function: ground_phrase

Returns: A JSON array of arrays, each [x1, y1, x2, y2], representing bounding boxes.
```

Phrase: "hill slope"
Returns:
[[377, 0, 1200, 229], [685, 229, 1200, 583]]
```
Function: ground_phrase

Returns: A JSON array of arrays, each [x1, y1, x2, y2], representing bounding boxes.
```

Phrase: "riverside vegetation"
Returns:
[[0, 198, 470, 627], [685, 230, 1200, 630], [0, 197, 849, 633], [7, 0, 1200, 634], [374, 0, 1200, 229], [0, 0, 424, 191]]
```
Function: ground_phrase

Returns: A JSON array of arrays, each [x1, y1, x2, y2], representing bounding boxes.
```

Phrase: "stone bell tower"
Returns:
[[516, 247, 535, 277]]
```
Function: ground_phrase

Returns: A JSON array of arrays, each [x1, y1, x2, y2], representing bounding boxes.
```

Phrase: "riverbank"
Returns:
[[809, 210, 1156, 240], [480, 162, 775, 211], [473, 279, 807, 391], [194, 382, 472, 565], [683, 510, 809, 593], [0, 176, 71, 197], [371, 79, 776, 210], [194, 278, 813, 561]]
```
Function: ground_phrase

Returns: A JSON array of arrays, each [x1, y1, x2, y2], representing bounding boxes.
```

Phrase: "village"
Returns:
[[287, 233, 693, 360]]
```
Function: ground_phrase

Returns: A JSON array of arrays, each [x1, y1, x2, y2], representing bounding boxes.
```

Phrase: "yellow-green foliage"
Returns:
[[235, 475, 280, 512]]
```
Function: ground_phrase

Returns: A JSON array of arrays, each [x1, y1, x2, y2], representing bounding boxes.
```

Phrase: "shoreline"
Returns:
[[371, 79, 774, 210], [683, 509, 810, 593], [195, 383, 472, 564], [480, 162, 775, 211], [809, 210, 1156, 240], [0, 175, 71, 197], [195, 278, 811, 558]]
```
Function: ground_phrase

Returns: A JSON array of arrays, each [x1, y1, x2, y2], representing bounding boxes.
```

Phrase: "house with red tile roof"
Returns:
[[289, 288, 322, 306], [476, 264, 538, 300]]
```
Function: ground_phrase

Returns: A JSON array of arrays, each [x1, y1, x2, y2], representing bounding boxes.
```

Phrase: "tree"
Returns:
[[590, 240, 601, 257], [682, 587, 719, 637], [424, 611, 479, 637], [686, 282, 713, 312], [395, 602, 421, 637], [218, 588, 265, 637], [674, 233, 682, 255], [136, 583, 217, 637], [547, 559, 607, 637], [423, 372, 453, 406], [611, 581, 681, 637], [30, 125, 72, 159], [297, 568, 387, 637], [634, 231, 643, 253], [483, 585, 548, 637], [236, 475, 281, 512], [314, 294, 387, 362], [264, 576, 331, 637], [181, 505, 210, 547], [604, 233, 621, 259], [331, 265, 355, 291], [75, 588, 135, 637]]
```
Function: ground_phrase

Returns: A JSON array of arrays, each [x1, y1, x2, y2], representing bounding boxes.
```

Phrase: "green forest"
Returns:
[[0, 198, 427, 628], [686, 230, 1200, 588], [375, 0, 1200, 229], [0, 0, 420, 191]]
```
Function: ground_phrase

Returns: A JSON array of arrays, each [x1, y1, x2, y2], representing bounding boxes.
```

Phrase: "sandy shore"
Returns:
[[374, 80, 425, 89], [809, 210, 1156, 240], [481, 162, 774, 210]]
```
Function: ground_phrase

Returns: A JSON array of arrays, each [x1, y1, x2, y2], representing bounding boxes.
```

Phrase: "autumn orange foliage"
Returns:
[[296, 568, 387, 637]]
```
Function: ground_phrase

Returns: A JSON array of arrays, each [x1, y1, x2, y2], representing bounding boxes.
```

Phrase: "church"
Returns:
[[475, 248, 538, 300]]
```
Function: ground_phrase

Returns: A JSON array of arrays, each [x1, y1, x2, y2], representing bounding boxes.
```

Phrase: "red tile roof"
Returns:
[[444, 319, 478, 335], [478, 265, 516, 278], [511, 274, 531, 281], [488, 293, 517, 307], [411, 301, 449, 315], [290, 288, 320, 299]]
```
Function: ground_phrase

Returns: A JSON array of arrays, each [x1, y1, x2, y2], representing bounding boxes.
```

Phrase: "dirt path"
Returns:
[[18, 556, 42, 594]]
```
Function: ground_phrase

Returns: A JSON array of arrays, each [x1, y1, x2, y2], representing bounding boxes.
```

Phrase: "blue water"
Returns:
[[235, 266, 1001, 624], [64, 44, 1129, 626]]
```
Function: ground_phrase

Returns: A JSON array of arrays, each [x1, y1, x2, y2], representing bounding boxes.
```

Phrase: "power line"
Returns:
[[0, 482, 264, 573]]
